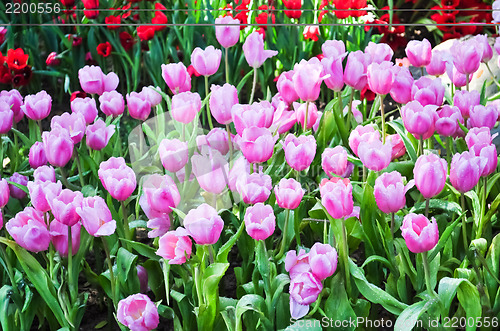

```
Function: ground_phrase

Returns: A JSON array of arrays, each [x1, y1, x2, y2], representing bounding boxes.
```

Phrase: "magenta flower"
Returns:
[[401, 213, 439, 253], [435, 105, 464, 137], [158, 138, 189, 173], [191, 46, 222, 76], [320, 177, 353, 219], [274, 178, 304, 210], [309, 242, 338, 280], [285, 249, 311, 279], [446, 62, 467, 88], [292, 58, 328, 102], [451, 39, 482, 75], [239, 126, 276, 164], [390, 66, 414, 104], [171, 91, 202, 124], [242, 32, 278, 69], [98, 157, 137, 201], [141, 174, 180, 214], [289, 272, 323, 319], [244, 203, 275, 240], [322, 40, 346, 59], [22, 91, 52, 121], [48, 189, 83, 226], [6, 207, 50, 252], [364, 42, 393, 64], [51, 112, 86, 144], [344, 51, 370, 90], [0, 100, 13, 134], [367, 61, 394, 95], [0, 89, 24, 123], [184, 203, 224, 245], [203, 127, 233, 155], [468, 105, 497, 129], [425, 50, 447, 76], [27, 180, 62, 213], [405, 39, 432, 67], [322, 146, 351, 178], [42, 126, 74, 168], [146, 215, 171, 239], [465, 127, 495, 149], [117, 294, 159, 331], [157, 227, 192, 264], [86, 120, 115, 151], [282, 134, 316, 171], [34, 165, 56, 183], [293, 102, 319, 130], [469, 144, 498, 177], [374, 172, 414, 214], [0, 179, 9, 208], [236, 172, 272, 204], [321, 56, 345, 92], [191, 148, 229, 194], [141, 86, 162, 107], [358, 140, 392, 172], [99, 90, 125, 117], [232, 101, 274, 135], [277, 71, 299, 104], [271, 98, 297, 134], [76, 196, 116, 237], [388, 134, 406, 160], [161, 62, 191, 94], [411, 77, 445, 107], [78, 65, 119, 95], [454, 90, 480, 119], [215, 16, 240, 48], [450, 151, 484, 193], [210, 83, 238, 125], [400, 100, 437, 140], [8, 172, 28, 200], [227, 156, 251, 191], [71, 97, 98, 124], [413, 154, 447, 199], [49, 220, 81, 257], [29, 141, 47, 169], [127, 91, 152, 120], [348, 125, 381, 156]]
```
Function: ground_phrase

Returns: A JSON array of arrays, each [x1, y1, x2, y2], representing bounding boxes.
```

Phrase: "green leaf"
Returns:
[[394, 299, 435, 331], [216, 221, 245, 263], [388, 119, 417, 162], [324, 273, 357, 330], [438, 277, 481, 325], [120, 238, 160, 261], [465, 191, 481, 228], [235, 294, 267, 331], [428, 218, 460, 262], [485, 234, 500, 307], [410, 199, 462, 216], [361, 255, 392, 270]]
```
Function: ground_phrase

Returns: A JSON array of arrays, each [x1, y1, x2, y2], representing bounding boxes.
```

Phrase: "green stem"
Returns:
[[446, 136, 453, 173], [226, 124, 233, 166], [421, 251, 434, 296], [37, 120, 43, 140], [204, 76, 214, 130], [121, 201, 131, 241], [425, 198, 430, 218], [379, 94, 386, 144], [390, 212, 395, 236], [0, 243, 20, 297], [420, 67, 425, 77], [225, 47, 230, 84], [275, 208, 290, 261], [341, 218, 351, 295], [303, 101, 309, 132], [249, 67, 257, 104], [194, 264, 204, 306], [466, 74, 470, 92], [102, 237, 117, 307], [476, 176, 488, 239], [419, 136, 424, 157], [346, 92, 354, 132], [73, 147, 85, 187], [67, 225, 77, 304], [461, 194, 468, 253], [59, 167, 71, 189], [485, 62, 500, 88]]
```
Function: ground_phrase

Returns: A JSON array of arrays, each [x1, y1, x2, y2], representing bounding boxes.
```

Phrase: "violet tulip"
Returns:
[[435, 105, 464, 137], [6, 207, 50, 252], [243, 32, 278, 68], [71, 97, 98, 124], [450, 151, 483, 193], [76, 196, 116, 237], [274, 178, 304, 210], [400, 101, 437, 140], [127, 91, 152, 121], [98, 157, 137, 201], [209, 83, 238, 125], [293, 102, 319, 130], [29, 141, 47, 169], [348, 125, 381, 156], [99, 90, 125, 117], [292, 58, 328, 102], [322, 146, 351, 178], [0, 89, 24, 123], [344, 51, 370, 90], [357, 140, 392, 172], [244, 203, 275, 240], [141, 174, 180, 214], [390, 66, 414, 104], [282, 134, 316, 171], [405, 39, 432, 67], [0, 179, 9, 208], [51, 112, 86, 144], [451, 39, 482, 76], [309, 242, 338, 280], [191, 46, 222, 76], [48, 189, 83, 226], [468, 105, 498, 129], [157, 227, 192, 264], [364, 42, 393, 64], [42, 126, 74, 168], [22, 90, 52, 121], [49, 220, 81, 257], [86, 120, 115, 150], [158, 138, 189, 173], [411, 77, 445, 107], [215, 16, 240, 48], [161, 62, 192, 94], [236, 172, 272, 204], [374, 172, 414, 214], [320, 177, 353, 219], [401, 213, 439, 253], [117, 294, 159, 331], [171, 91, 202, 124], [183, 203, 224, 245], [367, 61, 394, 95], [239, 126, 276, 164], [289, 272, 323, 319], [34, 165, 56, 182], [0, 100, 13, 134], [27, 180, 62, 213], [454, 90, 480, 119], [8, 173, 28, 200], [469, 144, 498, 177], [78, 65, 119, 95], [231, 101, 274, 135], [277, 71, 300, 104], [425, 50, 447, 76], [413, 154, 447, 199], [137, 265, 149, 294]]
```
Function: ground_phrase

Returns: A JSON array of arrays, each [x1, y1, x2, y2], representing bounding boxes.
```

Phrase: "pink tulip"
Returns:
[[228, 156, 251, 191], [271, 97, 297, 134], [0, 89, 23, 123], [48, 189, 83, 226], [390, 66, 414, 104], [367, 61, 394, 95], [0, 100, 13, 134], [191, 46, 222, 76], [86, 120, 115, 150], [137, 265, 149, 293], [374, 172, 414, 214], [413, 154, 447, 199], [435, 105, 464, 137], [289, 272, 322, 319], [236, 172, 272, 204], [0, 210, 2, 230], [42, 126, 74, 168], [364, 42, 393, 64], [184, 203, 224, 245], [322, 146, 351, 178], [142, 174, 180, 214], [274, 178, 304, 210], [215, 16, 240, 48], [161, 62, 191, 94], [469, 144, 498, 177], [171, 91, 202, 124], [242, 31, 278, 68], [158, 138, 189, 173], [344, 51, 370, 90], [293, 102, 318, 130], [495, 37, 500, 55], [191, 147, 229, 194], [141, 86, 162, 107], [322, 40, 346, 58], [203, 127, 232, 155], [22, 91, 52, 120], [146, 215, 171, 239], [468, 105, 497, 129], [78, 65, 119, 95], [76, 196, 116, 237], [405, 39, 432, 67], [51, 112, 86, 144], [71, 97, 98, 124], [244, 203, 275, 240], [232, 101, 274, 135], [465, 127, 496, 149], [157, 227, 192, 264], [209, 83, 238, 125], [98, 157, 137, 201], [425, 49, 447, 76], [117, 294, 159, 331], [8, 173, 28, 200], [320, 177, 353, 219], [282, 134, 316, 171], [401, 213, 439, 253], [285, 249, 311, 279], [27, 180, 62, 213], [292, 58, 328, 102], [239, 126, 276, 164], [29, 141, 47, 169], [388, 134, 406, 160], [139, 187, 172, 221], [309, 242, 337, 280], [474, 34, 493, 63], [446, 62, 467, 88], [127, 91, 152, 120], [451, 39, 482, 75], [34, 165, 55, 183], [453, 90, 480, 119], [99, 90, 125, 117], [400, 101, 437, 140], [49, 220, 81, 257], [411, 77, 445, 107], [358, 140, 392, 172], [277, 71, 300, 104], [348, 125, 381, 156], [0, 179, 9, 207], [6, 207, 50, 252], [450, 151, 484, 193], [321, 56, 344, 92]]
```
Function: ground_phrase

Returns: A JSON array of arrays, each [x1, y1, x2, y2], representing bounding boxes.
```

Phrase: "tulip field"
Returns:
[[2, 0, 500, 330]]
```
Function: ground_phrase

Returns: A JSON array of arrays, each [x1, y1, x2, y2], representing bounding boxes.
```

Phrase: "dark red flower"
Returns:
[[119, 31, 135, 51], [234, 3, 249, 30], [6, 48, 29, 71], [137, 26, 155, 41], [105, 15, 121, 30], [70, 91, 87, 102], [430, 6, 456, 32], [60, 0, 75, 7], [379, 33, 407, 52], [442, 30, 461, 42], [187, 65, 201, 77], [256, 27, 266, 38], [283, 0, 302, 19], [441, 0, 459, 7], [97, 42, 112, 57], [82, 0, 99, 19], [332, 0, 367, 19], [46, 52, 61, 67], [12, 65, 32, 87], [303, 26, 319, 41], [360, 86, 375, 101], [0, 65, 11, 84], [255, 5, 275, 30]]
